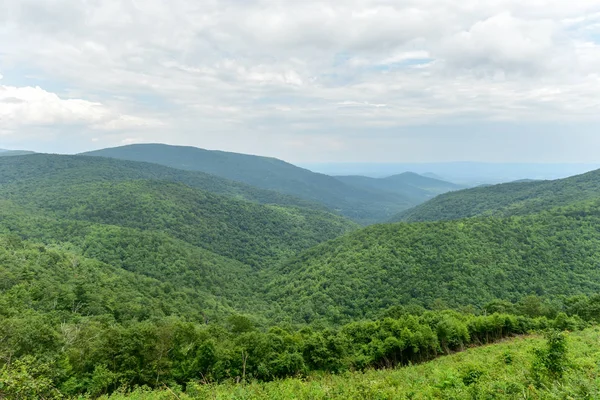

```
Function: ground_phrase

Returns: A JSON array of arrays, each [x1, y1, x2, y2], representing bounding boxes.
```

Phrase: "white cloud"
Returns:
[[0, 83, 162, 131], [0, 84, 107, 125], [1, 0, 600, 160]]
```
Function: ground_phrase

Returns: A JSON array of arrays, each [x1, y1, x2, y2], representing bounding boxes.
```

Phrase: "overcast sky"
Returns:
[[1, 0, 600, 162]]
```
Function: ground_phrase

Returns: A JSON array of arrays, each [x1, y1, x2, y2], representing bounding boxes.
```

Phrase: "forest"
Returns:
[[3, 150, 600, 398]]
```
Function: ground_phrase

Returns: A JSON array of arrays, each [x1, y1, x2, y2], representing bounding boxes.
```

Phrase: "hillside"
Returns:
[[336, 172, 463, 202], [0, 234, 244, 322], [0, 154, 358, 323], [0, 149, 35, 156], [4, 153, 600, 398], [0, 154, 323, 210], [267, 199, 600, 323], [100, 328, 600, 399], [394, 168, 600, 222], [82, 144, 416, 224], [0, 200, 272, 320], [0, 179, 356, 268]]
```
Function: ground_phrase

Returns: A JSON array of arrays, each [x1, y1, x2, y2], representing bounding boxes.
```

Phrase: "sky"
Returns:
[[1, 0, 600, 163]]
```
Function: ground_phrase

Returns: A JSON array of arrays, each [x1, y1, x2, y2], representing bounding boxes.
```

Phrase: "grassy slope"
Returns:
[[266, 200, 600, 322], [394, 167, 600, 222], [82, 144, 416, 224], [102, 327, 600, 399]]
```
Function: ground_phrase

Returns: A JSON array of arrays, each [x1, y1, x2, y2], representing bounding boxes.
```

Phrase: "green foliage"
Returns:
[[1, 298, 584, 398], [0, 356, 62, 399], [82, 144, 420, 224], [98, 327, 600, 399], [0, 214, 268, 321], [1, 179, 356, 268], [0, 155, 357, 322], [5, 151, 600, 399], [0, 153, 323, 210], [395, 167, 600, 222], [268, 200, 600, 322], [531, 330, 569, 383]]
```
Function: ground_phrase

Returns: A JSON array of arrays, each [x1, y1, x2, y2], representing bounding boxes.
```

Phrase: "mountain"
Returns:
[[0, 149, 35, 156], [0, 233, 245, 322], [81, 144, 416, 224], [336, 172, 463, 203], [266, 199, 600, 323], [393, 168, 600, 222], [0, 154, 357, 322], [0, 154, 324, 210], [1, 179, 356, 268], [422, 172, 447, 181], [302, 162, 600, 185], [5, 150, 600, 398], [0, 199, 272, 321]]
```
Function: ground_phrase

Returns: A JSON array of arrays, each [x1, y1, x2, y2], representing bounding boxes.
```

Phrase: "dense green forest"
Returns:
[[0, 154, 356, 323], [83, 144, 437, 224], [394, 168, 600, 222], [4, 151, 600, 398], [0, 179, 356, 268], [2, 231, 597, 400], [267, 199, 600, 323], [0, 154, 323, 210]]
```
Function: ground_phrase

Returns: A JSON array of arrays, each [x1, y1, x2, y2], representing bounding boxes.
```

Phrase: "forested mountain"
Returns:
[[0, 149, 35, 156], [267, 199, 600, 323], [82, 144, 416, 224], [0, 154, 323, 210], [6, 149, 600, 399], [1, 179, 356, 268], [0, 200, 273, 321], [394, 168, 600, 222], [0, 233, 244, 322], [0, 154, 357, 323], [336, 172, 463, 202]]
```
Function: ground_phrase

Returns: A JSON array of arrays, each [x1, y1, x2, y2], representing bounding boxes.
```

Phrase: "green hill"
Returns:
[[336, 172, 463, 202], [81, 144, 416, 224], [0, 233, 244, 322], [0, 149, 35, 156], [394, 168, 600, 222], [6, 149, 600, 399], [99, 328, 600, 399], [267, 199, 600, 323], [0, 154, 357, 322], [0, 200, 271, 320], [1, 179, 356, 268], [0, 154, 323, 210]]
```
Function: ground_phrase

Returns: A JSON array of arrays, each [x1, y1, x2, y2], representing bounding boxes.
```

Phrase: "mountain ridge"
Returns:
[[81, 143, 418, 224], [392, 167, 600, 222]]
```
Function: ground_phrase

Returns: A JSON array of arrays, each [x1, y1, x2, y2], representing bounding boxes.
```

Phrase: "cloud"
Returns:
[[0, 82, 162, 130], [1, 0, 600, 160]]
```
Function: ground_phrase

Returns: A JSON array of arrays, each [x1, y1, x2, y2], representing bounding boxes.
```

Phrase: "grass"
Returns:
[[100, 327, 600, 399]]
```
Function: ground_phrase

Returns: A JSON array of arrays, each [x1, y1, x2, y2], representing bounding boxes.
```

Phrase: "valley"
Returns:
[[2, 148, 600, 398]]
